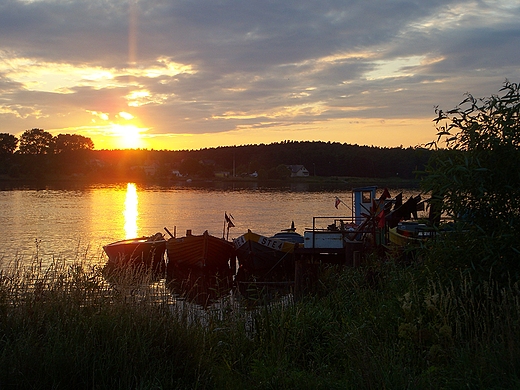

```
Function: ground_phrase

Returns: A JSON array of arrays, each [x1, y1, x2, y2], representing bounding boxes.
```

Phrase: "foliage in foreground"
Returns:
[[422, 80, 520, 283], [0, 260, 212, 389], [0, 256, 519, 389]]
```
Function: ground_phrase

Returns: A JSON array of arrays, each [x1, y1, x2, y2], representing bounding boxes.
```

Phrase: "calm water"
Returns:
[[0, 182, 419, 267]]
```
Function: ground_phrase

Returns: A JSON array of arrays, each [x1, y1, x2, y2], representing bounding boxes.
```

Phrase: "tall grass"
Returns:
[[0, 256, 215, 389], [0, 252, 519, 389]]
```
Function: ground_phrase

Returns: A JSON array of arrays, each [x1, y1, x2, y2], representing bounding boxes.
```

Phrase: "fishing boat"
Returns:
[[166, 230, 236, 276], [388, 222, 435, 247], [103, 232, 167, 273], [234, 226, 303, 279], [271, 221, 305, 244]]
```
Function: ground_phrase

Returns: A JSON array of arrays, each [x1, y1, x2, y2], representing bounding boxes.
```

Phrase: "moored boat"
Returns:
[[234, 227, 302, 278], [166, 230, 236, 276], [388, 222, 435, 247], [103, 232, 166, 273], [271, 221, 305, 244]]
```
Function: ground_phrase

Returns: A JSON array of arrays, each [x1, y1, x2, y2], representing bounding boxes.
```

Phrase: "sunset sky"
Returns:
[[0, 0, 518, 151]]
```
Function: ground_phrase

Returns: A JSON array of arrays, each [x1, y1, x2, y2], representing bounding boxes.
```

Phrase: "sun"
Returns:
[[110, 123, 143, 149]]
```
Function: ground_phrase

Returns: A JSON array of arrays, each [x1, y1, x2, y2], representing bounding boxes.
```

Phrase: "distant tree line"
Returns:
[[187, 141, 432, 180], [0, 128, 94, 155], [0, 128, 431, 181], [0, 128, 94, 179]]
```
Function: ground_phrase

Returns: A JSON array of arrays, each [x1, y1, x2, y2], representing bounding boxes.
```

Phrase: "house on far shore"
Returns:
[[215, 171, 231, 178], [131, 160, 159, 176], [286, 165, 310, 177]]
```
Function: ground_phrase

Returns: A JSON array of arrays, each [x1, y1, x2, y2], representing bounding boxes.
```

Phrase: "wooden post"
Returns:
[[353, 251, 361, 267], [294, 251, 302, 301]]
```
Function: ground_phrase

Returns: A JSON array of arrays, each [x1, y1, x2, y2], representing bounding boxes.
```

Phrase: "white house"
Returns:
[[286, 165, 309, 177]]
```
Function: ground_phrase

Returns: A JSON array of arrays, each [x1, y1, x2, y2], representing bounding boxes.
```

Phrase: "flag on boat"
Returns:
[[381, 188, 391, 200], [374, 188, 392, 228], [225, 212, 235, 228], [334, 196, 341, 209]]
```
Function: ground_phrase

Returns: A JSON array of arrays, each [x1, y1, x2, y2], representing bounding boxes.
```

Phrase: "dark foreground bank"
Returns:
[[0, 253, 518, 389]]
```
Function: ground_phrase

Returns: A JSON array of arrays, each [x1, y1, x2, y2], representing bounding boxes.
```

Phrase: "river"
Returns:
[[0, 181, 421, 268]]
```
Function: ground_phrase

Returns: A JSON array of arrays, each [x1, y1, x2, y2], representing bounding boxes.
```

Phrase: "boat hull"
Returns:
[[388, 222, 434, 247], [166, 230, 236, 274], [103, 236, 166, 273], [234, 230, 297, 277]]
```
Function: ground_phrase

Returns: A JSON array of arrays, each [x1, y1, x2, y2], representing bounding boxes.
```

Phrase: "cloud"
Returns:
[[0, 0, 518, 148]]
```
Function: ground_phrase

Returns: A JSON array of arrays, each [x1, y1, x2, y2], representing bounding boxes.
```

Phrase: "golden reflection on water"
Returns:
[[124, 183, 138, 238]]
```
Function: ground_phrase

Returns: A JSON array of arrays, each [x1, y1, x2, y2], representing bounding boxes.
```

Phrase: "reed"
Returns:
[[0, 255, 214, 389], [213, 262, 520, 389], [0, 251, 519, 389]]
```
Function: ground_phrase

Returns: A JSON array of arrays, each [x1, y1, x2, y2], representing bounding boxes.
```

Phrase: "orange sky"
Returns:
[[89, 116, 437, 151]]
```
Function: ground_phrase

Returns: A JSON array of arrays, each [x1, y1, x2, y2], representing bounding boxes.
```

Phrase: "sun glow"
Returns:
[[109, 123, 143, 149]]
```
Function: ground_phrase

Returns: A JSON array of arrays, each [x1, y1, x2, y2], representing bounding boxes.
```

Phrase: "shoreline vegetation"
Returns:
[[0, 252, 518, 388], [0, 140, 430, 187]]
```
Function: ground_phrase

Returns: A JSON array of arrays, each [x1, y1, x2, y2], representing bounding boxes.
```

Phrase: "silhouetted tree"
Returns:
[[422, 80, 520, 283], [270, 164, 291, 180], [18, 128, 53, 154], [0, 133, 18, 155], [53, 134, 94, 153], [179, 158, 203, 176]]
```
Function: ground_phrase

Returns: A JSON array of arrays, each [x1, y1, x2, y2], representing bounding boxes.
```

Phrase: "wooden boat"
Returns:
[[103, 232, 166, 273], [388, 222, 435, 247], [271, 221, 305, 244], [233, 228, 302, 278], [166, 230, 236, 276]]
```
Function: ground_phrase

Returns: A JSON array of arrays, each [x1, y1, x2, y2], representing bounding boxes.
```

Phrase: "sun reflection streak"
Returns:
[[124, 183, 138, 238]]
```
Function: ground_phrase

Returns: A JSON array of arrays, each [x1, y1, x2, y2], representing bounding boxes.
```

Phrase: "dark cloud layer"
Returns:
[[0, 0, 518, 147]]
